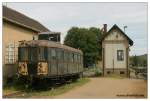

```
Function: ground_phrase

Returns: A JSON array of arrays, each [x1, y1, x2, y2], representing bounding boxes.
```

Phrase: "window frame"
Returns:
[[117, 50, 124, 61], [5, 42, 17, 64], [38, 47, 47, 61], [28, 47, 38, 62], [51, 48, 57, 60], [57, 48, 64, 61], [64, 50, 68, 62], [18, 47, 28, 62]]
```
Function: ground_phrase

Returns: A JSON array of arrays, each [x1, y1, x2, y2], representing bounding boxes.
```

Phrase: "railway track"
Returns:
[[3, 78, 81, 98], [3, 79, 75, 98]]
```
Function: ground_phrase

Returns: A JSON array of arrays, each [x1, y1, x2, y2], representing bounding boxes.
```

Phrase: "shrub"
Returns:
[[95, 68, 102, 76]]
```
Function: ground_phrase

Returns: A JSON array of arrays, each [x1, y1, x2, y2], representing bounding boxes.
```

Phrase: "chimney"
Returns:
[[103, 24, 107, 34]]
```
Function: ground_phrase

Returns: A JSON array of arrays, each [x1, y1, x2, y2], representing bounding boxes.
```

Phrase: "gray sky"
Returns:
[[4, 2, 148, 56]]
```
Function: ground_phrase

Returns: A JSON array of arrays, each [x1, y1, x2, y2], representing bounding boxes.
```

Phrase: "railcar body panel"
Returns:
[[18, 40, 83, 79]]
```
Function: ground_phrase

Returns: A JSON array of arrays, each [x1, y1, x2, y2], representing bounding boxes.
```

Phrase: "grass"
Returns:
[[3, 86, 19, 95], [3, 78, 90, 98]]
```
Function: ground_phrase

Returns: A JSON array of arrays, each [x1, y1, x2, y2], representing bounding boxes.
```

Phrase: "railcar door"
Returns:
[[28, 47, 38, 75]]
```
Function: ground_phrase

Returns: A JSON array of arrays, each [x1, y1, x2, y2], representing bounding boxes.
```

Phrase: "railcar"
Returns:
[[18, 39, 83, 82]]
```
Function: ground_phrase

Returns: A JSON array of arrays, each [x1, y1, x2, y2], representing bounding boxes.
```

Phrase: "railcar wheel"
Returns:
[[71, 74, 79, 82]]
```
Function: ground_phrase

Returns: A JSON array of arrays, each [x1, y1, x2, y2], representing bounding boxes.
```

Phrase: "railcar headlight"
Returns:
[[38, 63, 43, 72]]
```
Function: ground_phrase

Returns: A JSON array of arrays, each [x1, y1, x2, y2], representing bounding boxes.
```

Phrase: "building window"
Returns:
[[107, 71, 110, 74], [120, 71, 125, 74], [5, 42, 17, 64], [117, 50, 124, 61]]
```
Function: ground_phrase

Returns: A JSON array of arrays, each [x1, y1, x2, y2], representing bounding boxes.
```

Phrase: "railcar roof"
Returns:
[[39, 31, 60, 35], [19, 40, 83, 54]]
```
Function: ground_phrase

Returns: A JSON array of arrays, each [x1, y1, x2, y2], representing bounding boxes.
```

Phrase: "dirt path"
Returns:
[[53, 77, 147, 99]]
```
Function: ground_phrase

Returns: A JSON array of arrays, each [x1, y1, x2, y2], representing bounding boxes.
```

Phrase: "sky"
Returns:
[[3, 2, 148, 56]]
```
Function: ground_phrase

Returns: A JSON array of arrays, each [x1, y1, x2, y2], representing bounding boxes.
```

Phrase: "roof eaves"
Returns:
[[3, 17, 41, 33], [101, 24, 133, 46]]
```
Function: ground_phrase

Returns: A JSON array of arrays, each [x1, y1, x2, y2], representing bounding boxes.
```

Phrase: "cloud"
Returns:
[[5, 2, 148, 55]]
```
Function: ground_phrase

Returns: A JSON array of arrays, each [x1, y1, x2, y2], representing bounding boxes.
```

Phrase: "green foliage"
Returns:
[[132, 55, 138, 66], [64, 27, 102, 67], [94, 68, 102, 76], [130, 54, 147, 67]]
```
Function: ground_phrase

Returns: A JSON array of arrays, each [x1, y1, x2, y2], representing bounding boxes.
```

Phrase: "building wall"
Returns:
[[3, 21, 38, 78], [102, 29, 129, 76], [104, 29, 126, 41], [104, 43, 126, 69]]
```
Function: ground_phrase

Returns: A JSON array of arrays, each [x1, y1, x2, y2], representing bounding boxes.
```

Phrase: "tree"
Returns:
[[64, 27, 102, 67], [132, 55, 138, 66], [143, 59, 147, 67]]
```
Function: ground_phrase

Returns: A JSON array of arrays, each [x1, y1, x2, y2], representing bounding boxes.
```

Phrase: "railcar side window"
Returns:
[[74, 54, 77, 62], [81, 55, 83, 66], [81, 55, 83, 62], [44, 48, 48, 60], [48, 48, 51, 60], [62, 50, 64, 60], [64, 51, 68, 61], [39, 47, 44, 61], [78, 54, 81, 63], [68, 53, 72, 62], [71, 53, 74, 62], [57, 49, 64, 60], [51, 49, 56, 59]]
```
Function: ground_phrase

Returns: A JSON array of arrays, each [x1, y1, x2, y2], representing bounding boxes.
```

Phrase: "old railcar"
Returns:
[[18, 40, 83, 81]]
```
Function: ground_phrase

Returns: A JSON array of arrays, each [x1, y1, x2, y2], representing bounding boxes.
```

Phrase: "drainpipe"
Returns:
[[102, 24, 107, 76]]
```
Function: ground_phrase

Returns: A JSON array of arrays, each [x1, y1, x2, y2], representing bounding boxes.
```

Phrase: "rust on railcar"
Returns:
[[19, 40, 83, 54]]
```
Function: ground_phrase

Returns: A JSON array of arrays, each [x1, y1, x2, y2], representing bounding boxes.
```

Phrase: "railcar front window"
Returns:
[[78, 54, 81, 63], [29, 48, 38, 62], [39, 47, 47, 61], [19, 47, 28, 61]]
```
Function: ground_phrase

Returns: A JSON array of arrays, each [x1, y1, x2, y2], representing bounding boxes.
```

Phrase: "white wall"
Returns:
[[105, 30, 126, 41], [105, 43, 126, 69], [104, 29, 128, 69]]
